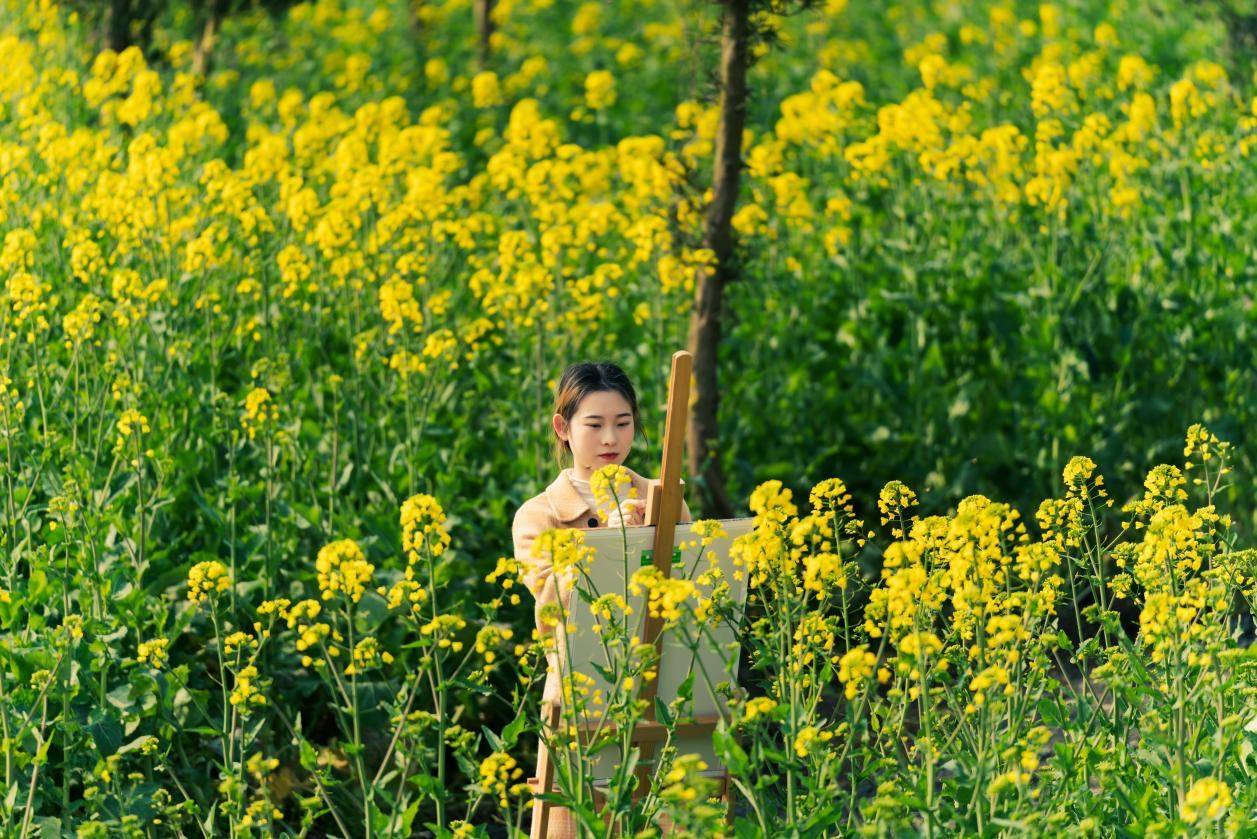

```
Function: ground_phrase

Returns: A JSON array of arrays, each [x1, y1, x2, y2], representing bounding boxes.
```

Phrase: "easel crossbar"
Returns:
[[574, 714, 723, 745]]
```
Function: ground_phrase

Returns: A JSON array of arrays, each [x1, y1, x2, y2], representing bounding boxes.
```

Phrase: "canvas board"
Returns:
[[555, 517, 756, 780]]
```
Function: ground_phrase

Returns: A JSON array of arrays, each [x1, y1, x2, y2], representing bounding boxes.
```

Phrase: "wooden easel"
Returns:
[[529, 351, 735, 837]]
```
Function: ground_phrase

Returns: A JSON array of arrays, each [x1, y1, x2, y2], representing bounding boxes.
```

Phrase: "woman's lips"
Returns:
[[598, 453, 618, 460]]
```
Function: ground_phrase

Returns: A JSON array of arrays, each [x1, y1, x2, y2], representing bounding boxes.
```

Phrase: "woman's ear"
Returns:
[[552, 413, 567, 443]]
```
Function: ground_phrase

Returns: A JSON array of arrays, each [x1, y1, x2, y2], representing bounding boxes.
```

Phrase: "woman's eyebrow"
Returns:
[[582, 413, 632, 420]]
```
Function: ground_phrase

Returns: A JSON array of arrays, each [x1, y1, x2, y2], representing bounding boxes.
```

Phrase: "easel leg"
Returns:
[[530, 701, 562, 839]]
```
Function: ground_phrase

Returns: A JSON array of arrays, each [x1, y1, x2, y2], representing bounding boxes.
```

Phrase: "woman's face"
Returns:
[[554, 389, 636, 479]]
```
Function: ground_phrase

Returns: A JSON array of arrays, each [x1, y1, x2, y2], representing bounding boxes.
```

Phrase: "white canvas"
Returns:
[[554, 517, 756, 781]]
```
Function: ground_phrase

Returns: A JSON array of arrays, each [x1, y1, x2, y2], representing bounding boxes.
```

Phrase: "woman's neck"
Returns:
[[567, 465, 594, 483]]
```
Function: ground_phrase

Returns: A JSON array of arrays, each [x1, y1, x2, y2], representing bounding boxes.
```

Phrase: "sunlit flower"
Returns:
[[315, 539, 374, 603], [136, 638, 170, 668], [187, 561, 231, 604], [479, 752, 524, 808], [584, 70, 616, 110], [1181, 777, 1231, 824]]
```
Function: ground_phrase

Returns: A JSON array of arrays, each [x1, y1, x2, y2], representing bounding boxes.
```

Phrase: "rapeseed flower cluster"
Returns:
[[241, 387, 278, 441], [287, 599, 334, 669], [346, 637, 393, 675], [420, 613, 467, 652], [837, 645, 876, 700], [315, 539, 374, 603], [187, 560, 231, 604], [115, 408, 149, 444], [742, 696, 777, 722], [1181, 777, 1232, 824], [658, 753, 720, 810], [628, 565, 696, 626], [530, 527, 595, 589], [229, 665, 265, 710], [473, 624, 514, 666], [136, 637, 169, 668], [478, 752, 525, 809], [400, 493, 452, 566], [590, 462, 635, 521], [793, 724, 834, 758]]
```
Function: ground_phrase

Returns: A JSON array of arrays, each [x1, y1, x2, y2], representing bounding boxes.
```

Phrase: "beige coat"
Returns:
[[512, 466, 692, 706]]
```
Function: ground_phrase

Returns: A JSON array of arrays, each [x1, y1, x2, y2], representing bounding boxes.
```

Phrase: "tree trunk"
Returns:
[[192, 0, 231, 77], [106, 0, 133, 51], [136, 0, 160, 54], [685, 0, 749, 520], [474, 0, 494, 69], [103, 0, 161, 54]]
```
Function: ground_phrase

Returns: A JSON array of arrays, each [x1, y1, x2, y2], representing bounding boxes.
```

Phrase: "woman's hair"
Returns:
[[552, 361, 647, 465]]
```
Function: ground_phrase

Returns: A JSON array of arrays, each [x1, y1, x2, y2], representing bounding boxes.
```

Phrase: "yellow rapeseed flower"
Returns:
[[229, 664, 265, 710], [241, 387, 278, 441], [838, 645, 877, 700], [187, 560, 230, 604], [743, 696, 778, 722], [136, 638, 170, 668], [401, 493, 452, 565], [479, 752, 524, 808], [584, 70, 616, 110], [315, 539, 374, 603], [1181, 777, 1231, 824], [471, 71, 502, 108]]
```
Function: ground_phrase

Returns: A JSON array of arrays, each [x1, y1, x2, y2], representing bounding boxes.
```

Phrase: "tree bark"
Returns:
[[685, 0, 750, 520], [474, 0, 494, 69], [135, 0, 159, 53], [105, 0, 133, 52], [192, 0, 231, 77], [103, 0, 162, 54]]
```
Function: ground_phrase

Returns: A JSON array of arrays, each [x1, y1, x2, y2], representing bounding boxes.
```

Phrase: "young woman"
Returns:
[[512, 361, 691, 837]]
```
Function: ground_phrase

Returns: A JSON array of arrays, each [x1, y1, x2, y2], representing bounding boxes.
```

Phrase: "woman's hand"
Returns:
[[604, 498, 645, 528]]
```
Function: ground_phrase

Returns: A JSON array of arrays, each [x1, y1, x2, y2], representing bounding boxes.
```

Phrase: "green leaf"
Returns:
[[299, 738, 317, 770], [415, 773, 445, 799], [186, 726, 221, 738], [1055, 630, 1073, 651], [654, 697, 674, 728], [591, 661, 615, 684], [799, 803, 844, 833], [482, 726, 504, 753], [501, 712, 527, 749], [1038, 697, 1063, 729], [398, 799, 421, 834], [336, 462, 354, 491], [712, 727, 749, 776], [88, 719, 123, 756], [201, 800, 217, 835], [676, 673, 695, 707]]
